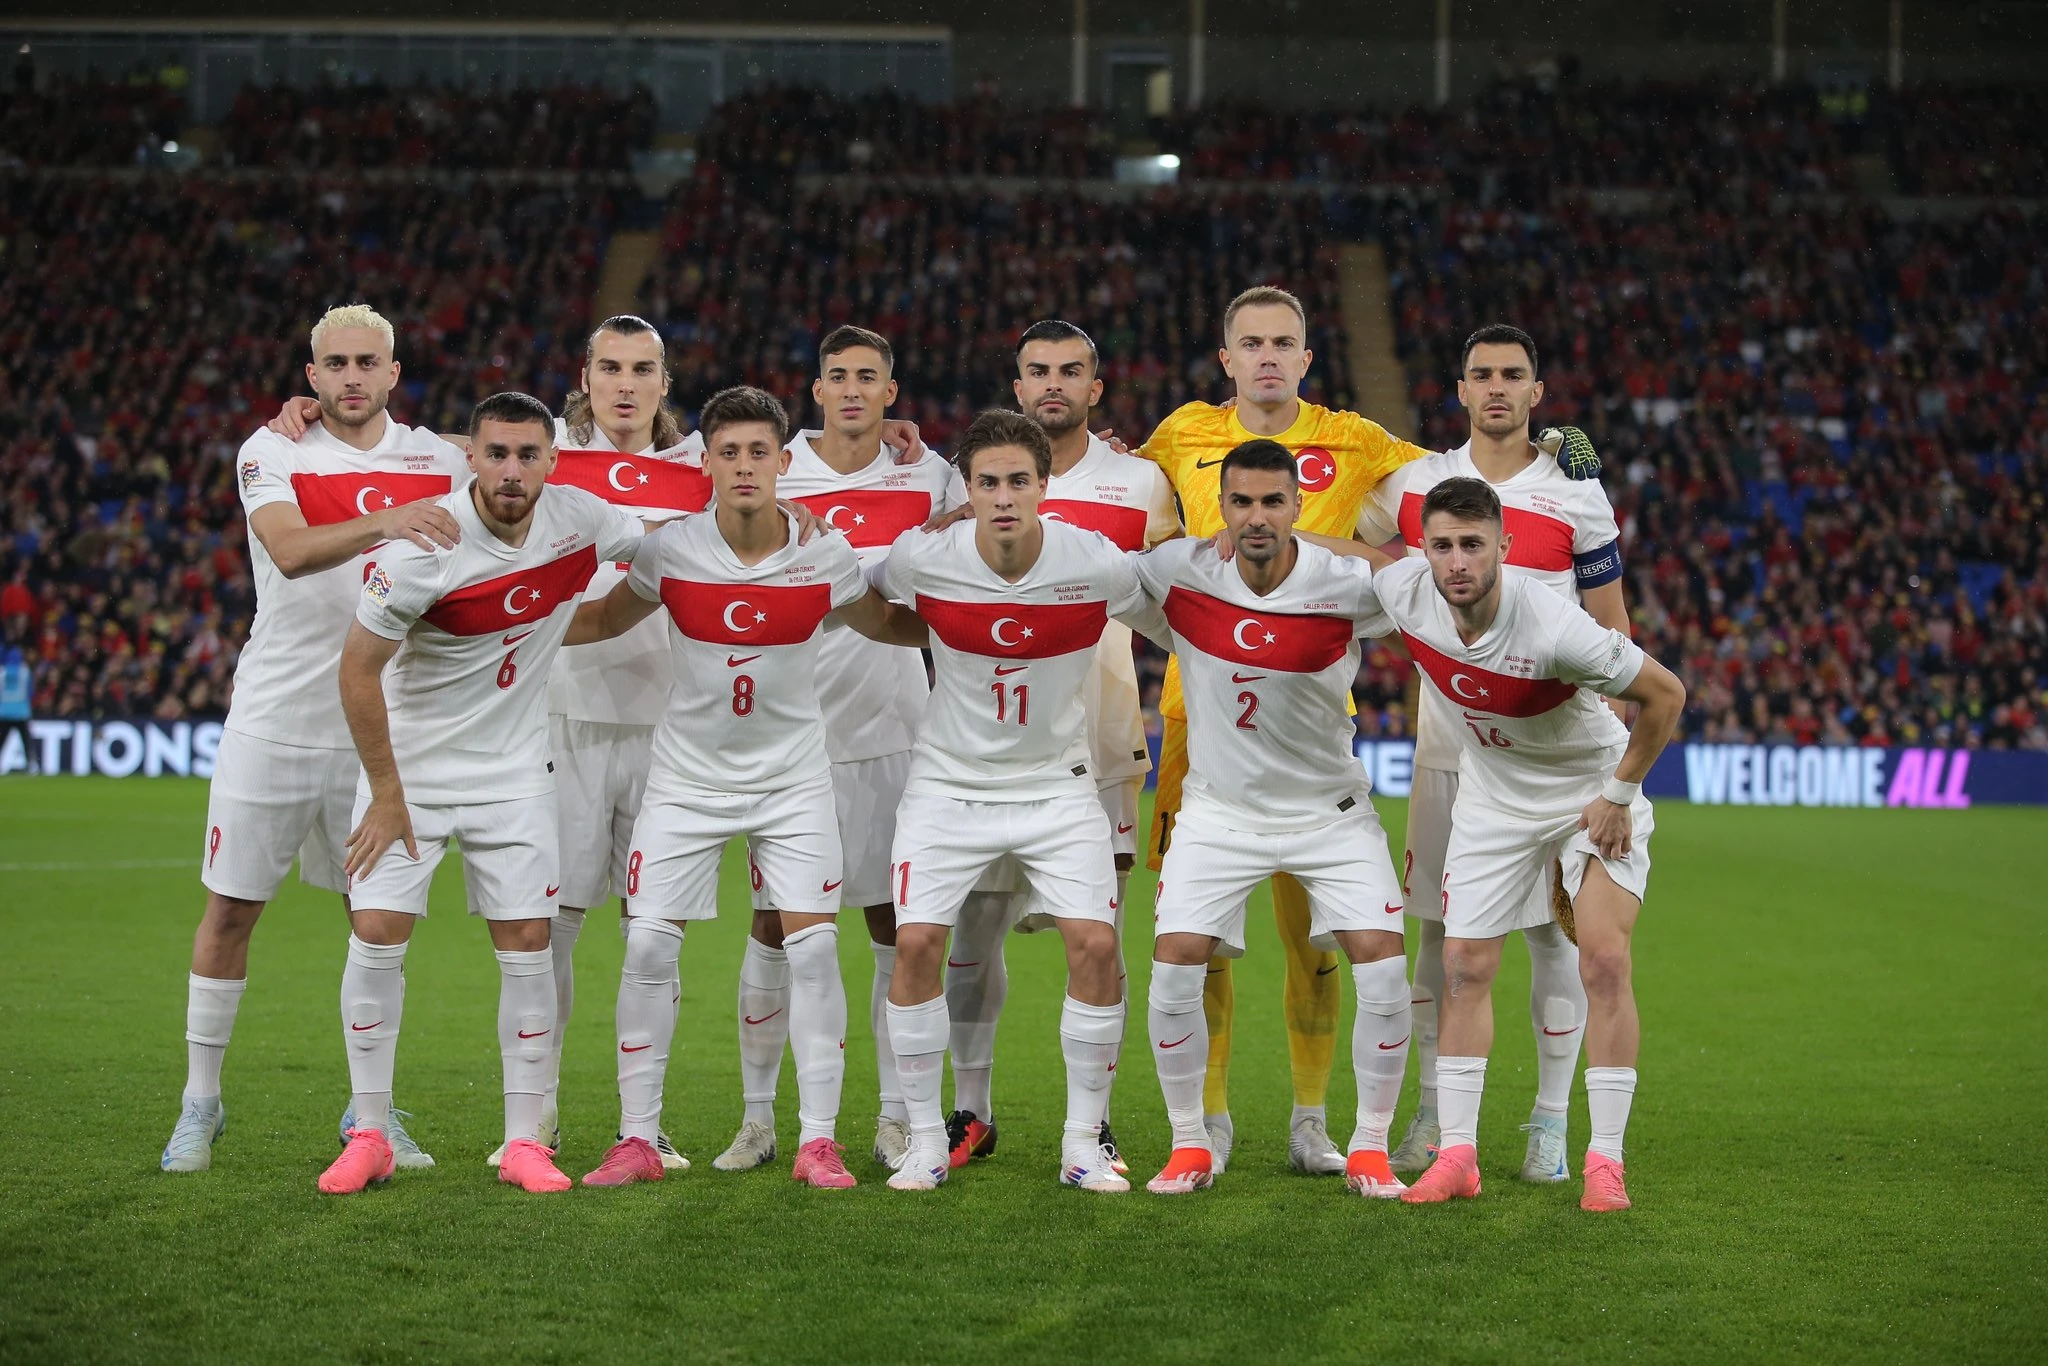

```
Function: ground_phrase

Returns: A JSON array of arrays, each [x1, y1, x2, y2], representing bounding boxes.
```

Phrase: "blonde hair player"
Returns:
[[1134, 284, 1605, 1174], [162, 304, 465, 1175]]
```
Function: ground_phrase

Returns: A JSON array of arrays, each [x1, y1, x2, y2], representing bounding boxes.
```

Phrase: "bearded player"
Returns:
[[161, 304, 463, 1175], [1357, 324, 1629, 1184], [1135, 440, 1410, 1199], [1317, 477, 1682, 1212], [939, 319, 1179, 1174], [714, 327, 964, 1174]]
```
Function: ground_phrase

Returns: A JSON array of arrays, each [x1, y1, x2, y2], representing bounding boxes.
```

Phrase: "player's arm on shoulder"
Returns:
[[568, 578, 661, 646], [248, 468, 460, 579], [834, 586, 928, 647], [1537, 425, 1602, 481]]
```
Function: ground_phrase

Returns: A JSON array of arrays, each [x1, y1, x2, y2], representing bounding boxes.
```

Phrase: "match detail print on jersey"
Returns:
[[664, 580, 837, 647], [290, 471, 456, 526], [421, 546, 600, 636], [789, 489, 935, 549], [914, 597, 1110, 660], [1398, 631, 1579, 717], [1161, 587, 1356, 674], [550, 449, 712, 512]]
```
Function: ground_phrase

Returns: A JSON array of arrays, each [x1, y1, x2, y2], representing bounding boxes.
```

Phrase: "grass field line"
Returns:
[[0, 857, 193, 872]]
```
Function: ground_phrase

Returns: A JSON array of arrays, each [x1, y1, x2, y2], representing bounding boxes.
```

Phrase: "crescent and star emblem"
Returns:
[[990, 616, 1033, 648], [355, 486, 393, 515], [723, 600, 769, 632], [1232, 617, 1277, 652], [824, 504, 865, 530], [1450, 673, 1491, 701], [502, 585, 542, 615], [608, 461, 649, 492]]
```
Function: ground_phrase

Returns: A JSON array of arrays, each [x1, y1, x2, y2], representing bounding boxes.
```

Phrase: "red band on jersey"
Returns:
[[1040, 498, 1148, 552], [1398, 491, 1573, 572], [422, 545, 599, 636], [790, 489, 935, 549], [551, 450, 711, 512], [1399, 631, 1579, 717], [916, 596, 1109, 659], [290, 472, 454, 527], [664, 580, 836, 647], [1162, 587, 1356, 673]]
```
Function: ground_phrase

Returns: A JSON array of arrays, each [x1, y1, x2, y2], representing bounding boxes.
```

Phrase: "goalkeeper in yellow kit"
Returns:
[[1136, 285, 1600, 1173]]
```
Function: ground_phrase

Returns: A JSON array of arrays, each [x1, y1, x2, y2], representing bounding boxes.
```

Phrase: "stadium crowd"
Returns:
[[3, 77, 2042, 748], [0, 173, 615, 721]]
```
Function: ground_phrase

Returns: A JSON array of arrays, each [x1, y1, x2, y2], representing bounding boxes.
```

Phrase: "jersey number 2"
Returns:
[[1235, 690, 1260, 731]]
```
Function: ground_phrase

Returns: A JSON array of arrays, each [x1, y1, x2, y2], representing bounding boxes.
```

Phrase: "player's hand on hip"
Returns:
[[1578, 796, 1632, 860], [267, 395, 321, 439], [881, 418, 926, 464], [920, 504, 972, 534], [346, 794, 417, 880], [374, 501, 461, 552], [780, 499, 828, 543], [1538, 425, 1602, 481]]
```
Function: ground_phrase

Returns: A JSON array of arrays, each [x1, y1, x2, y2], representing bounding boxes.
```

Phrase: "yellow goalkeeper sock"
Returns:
[[1275, 873, 1341, 1109], [1200, 955, 1234, 1116]]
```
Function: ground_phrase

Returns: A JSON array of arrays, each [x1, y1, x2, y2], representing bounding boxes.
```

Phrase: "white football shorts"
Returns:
[[629, 769, 843, 922], [1154, 800, 1405, 958], [1442, 788, 1654, 940], [345, 789, 559, 921], [1403, 764, 1556, 930], [548, 714, 655, 909], [1011, 776, 1143, 933], [201, 726, 357, 901], [891, 787, 1117, 930], [749, 749, 910, 913]]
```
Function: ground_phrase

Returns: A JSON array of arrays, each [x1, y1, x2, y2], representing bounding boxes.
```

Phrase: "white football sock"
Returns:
[[783, 923, 846, 1145], [617, 918, 684, 1143], [736, 936, 791, 1128], [869, 942, 906, 1123], [1436, 1055, 1488, 1151], [943, 890, 1011, 1122], [1524, 921, 1585, 1117], [496, 947, 554, 1145], [1109, 869, 1130, 1123], [885, 995, 950, 1145], [545, 907, 586, 1107], [1148, 960, 1209, 1151], [183, 972, 245, 1102], [1585, 1066, 1637, 1162], [1349, 956, 1412, 1153], [1060, 995, 1124, 1140], [341, 935, 407, 1132], [1413, 919, 1445, 1115]]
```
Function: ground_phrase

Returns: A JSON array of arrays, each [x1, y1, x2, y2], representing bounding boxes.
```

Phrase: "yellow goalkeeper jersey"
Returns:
[[1138, 399, 1427, 719]]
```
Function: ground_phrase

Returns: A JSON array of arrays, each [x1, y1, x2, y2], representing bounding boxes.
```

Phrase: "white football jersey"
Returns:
[[881, 519, 1152, 803], [628, 511, 867, 796], [356, 481, 644, 804], [776, 430, 965, 763], [228, 419, 465, 748], [1134, 538, 1388, 833], [544, 418, 711, 728], [1042, 433, 1182, 785], [1371, 557, 1644, 811], [1359, 442, 1623, 771]]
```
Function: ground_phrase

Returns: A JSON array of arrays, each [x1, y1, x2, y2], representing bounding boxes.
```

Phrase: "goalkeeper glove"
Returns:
[[1537, 425, 1601, 481]]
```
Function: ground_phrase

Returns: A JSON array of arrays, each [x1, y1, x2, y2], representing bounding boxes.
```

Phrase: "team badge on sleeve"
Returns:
[[364, 566, 394, 604], [239, 460, 262, 494]]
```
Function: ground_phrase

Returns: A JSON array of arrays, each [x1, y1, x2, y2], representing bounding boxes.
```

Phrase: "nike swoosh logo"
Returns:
[[1160, 1032, 1195, 1049], [1316, 963, 1339, 976], [546, 885, 560, 898], [947, 959, 980, 968], [728, 653, 761, 667], [993, 665, 1028, 676], [1116, 823, 1133, 834], [1542, 1026, 1580, 1036], [1231, 671, 1266, 683], [1193, 457, 1227, 470], [620, 1042, 652, 1053], [1383, 902, 1402, 915], [502, 629, 536, 647], [517, 1029, 550, 1039], [743, 1009, 784, 1026], [1378, 1036, 1411, 1050], [350, 1021, 383, 1032], [822, 879, 842, 893]]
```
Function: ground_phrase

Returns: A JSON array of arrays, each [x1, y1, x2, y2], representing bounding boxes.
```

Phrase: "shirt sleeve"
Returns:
[[1134, 409, 1181, 493], [355, 540, 444, 640], [1368, 555, 1428, 631], [1332, 555, 1394, 639], [1353, 464, 1406, 546], [1143, 466, 1183, 547], [826, 537, 869, 610], [1570, 485, 1625, 589], [625, 522, 668, 602], [1108, 547, 1170, 646], [235, 432, 300, 517], [597, 500, 647, 564], [880, 531, 920, 602], [1547, 593, 1646, 697], [937, 462, 968, 513]]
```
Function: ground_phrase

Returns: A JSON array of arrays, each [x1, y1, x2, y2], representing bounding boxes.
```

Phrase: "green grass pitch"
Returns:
[[2, 777, 2044, 1362]]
